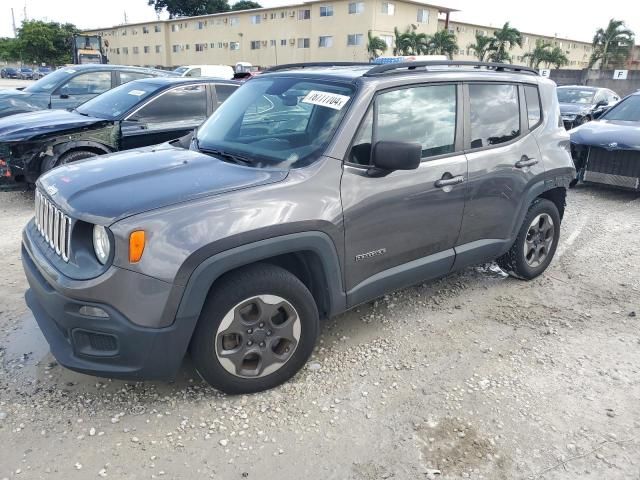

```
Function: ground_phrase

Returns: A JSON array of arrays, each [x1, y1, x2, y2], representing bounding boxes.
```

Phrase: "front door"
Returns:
[[120, 84, 209, 150], [454, 82, 544, 267], [342, 83, 467, 307], [49, 71, 113, 110]]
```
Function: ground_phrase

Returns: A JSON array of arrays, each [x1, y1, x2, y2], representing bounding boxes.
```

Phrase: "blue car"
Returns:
[[0, 67, 19, 79], [0, 64, 175, 118]]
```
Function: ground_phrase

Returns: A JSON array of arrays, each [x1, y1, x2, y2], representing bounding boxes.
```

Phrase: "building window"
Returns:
[[380, 35, 393, 48], [154, 25, 161, 33], [197, 21, 206, 30], [122, 47, 129, 54], [144, 46, 150, 53], [280, 39, 287, 46], [116, 48, 120, 54], [298, 9, 311, 20], [172, 45, 180, 53], [250, 40, 261, 50], [458, 49, 465, 55], [347, 33, 363, 46], [297, 38, 310, 48], [475, 29, 487, 36], [380, 2, 394, 15], [142, 26, 149, 34], [270, 39, 276, 46], [132, 46, 139, 54], [270, 12, 277, 19], [196, 43, 206, 52], [251, 15, 261, 24], [348, 2, 364, 14], [320, 5, 333, 16], [155, 45, 161, 53], [171, 24, 179, 32], [318, 35, 333, 47], [230, 41, 240, 50], [416, 8, 429, 23], [229, 16, 239, 26], [121, 29, 127, 36]]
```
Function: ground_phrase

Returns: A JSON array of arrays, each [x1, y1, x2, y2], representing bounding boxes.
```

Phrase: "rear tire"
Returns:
[[41, 149, 98, 173], [497, 198, 561, 280], [190, 264, 319, 394]]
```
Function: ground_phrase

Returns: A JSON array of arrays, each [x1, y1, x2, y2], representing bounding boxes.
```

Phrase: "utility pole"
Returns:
[[11, 8, 17, 36]]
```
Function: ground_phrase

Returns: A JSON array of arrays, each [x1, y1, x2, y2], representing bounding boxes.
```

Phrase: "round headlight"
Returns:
[[93, 225, 111, 265]]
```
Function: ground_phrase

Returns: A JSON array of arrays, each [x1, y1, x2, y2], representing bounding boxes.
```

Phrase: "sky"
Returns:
[[1, 0, 639, 44]]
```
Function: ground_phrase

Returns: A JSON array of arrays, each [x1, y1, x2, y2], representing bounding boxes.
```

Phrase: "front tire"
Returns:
[[190, 264, 319, 394], [41, 149, 98, 173], [497, 198, 561, 280]]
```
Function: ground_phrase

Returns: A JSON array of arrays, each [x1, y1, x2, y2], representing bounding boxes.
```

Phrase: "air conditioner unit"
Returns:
[[289, 38, 295, 44], [261, 40, 267, 46]]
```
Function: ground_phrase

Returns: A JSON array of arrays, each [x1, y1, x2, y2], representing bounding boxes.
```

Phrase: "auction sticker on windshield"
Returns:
[[302, 91, 350, 110], [128, 90, 147, 96]]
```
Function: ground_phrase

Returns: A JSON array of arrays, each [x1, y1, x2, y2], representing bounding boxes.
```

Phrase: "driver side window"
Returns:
[[58, 72, 111, 95]]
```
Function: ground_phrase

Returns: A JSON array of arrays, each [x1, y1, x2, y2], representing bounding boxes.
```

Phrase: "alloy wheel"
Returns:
[[523, 213, 555, 268]]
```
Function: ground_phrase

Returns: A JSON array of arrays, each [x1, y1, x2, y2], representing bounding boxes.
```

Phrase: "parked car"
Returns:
[[0, 67, 19, 79], [22, 61, 574, 394], [0, 77, 239, 186], [17, 67, 34, 80], [558, 85, 620, 129], [173, 64, 234, 79], [0, 64, 175, 118], [33, 67, 52, 80], [569, 90, 640, 190]]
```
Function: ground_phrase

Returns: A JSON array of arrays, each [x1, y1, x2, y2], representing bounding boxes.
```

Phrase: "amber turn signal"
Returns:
[[129, 230, 146, 263]]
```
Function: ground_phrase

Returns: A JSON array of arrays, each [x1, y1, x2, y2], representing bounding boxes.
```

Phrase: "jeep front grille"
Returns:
[[34, 189, 72, 262]]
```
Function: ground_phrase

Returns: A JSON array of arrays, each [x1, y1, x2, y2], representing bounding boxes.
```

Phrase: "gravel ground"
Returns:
[[0, 185, 639, 480]]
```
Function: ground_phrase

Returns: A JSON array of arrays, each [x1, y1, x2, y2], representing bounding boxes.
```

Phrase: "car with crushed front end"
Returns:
[[0, 64, 175, 118], [569, 90, 640, 190], [0, 77, 239, 187], [558, 85, 620, 129], [22, 61, 575, 394]]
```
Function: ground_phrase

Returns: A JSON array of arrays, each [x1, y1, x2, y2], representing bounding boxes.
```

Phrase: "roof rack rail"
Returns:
[[364, 61, 539, 77], [264, 62, 371, 73]]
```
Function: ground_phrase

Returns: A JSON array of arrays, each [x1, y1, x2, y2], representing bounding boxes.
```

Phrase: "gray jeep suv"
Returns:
[[22, 61, 575, 394]]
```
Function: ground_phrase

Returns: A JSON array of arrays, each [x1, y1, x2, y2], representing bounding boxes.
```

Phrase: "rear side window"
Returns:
[[120, 71, 153, 84], [131, 85, 207, 123], [469, 84, 520, 148], [215, 84, 239, 105], [524, 85, 541, 129]]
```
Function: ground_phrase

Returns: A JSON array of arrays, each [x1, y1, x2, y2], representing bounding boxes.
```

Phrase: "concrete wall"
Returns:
[[550, 69, 640, 97]]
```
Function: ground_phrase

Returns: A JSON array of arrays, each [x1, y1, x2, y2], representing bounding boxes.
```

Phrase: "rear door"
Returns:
[[49, 71, 114, 110], [341, 82, 467, 306], [453, 82, 544, 269], [120, 84, 209, 149]]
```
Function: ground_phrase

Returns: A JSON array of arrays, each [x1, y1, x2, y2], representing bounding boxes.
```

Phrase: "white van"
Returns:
[[173, 65, 234, 79]]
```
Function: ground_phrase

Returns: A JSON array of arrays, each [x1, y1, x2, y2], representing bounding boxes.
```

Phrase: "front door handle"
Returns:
[[515, 156, 538, 168], [435, 175, 465, 188]]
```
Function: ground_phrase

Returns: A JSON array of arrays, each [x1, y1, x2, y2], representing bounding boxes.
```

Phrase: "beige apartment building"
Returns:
[[84, 0, 593, 69]]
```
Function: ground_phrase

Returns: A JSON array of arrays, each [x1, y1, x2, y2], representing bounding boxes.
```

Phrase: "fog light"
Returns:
[[79, 306, 109, 318]]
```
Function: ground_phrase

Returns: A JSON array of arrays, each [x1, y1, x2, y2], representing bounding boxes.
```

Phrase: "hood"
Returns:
[[0, 89, 50, 118], [37, 144, 289, 224], [559, 103, 593, 115], [0, 109, 108, 142], [570, 119, 640, 150]]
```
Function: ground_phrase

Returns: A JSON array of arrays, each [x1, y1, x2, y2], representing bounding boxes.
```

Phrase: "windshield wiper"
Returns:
[[199, 147, 254, 166]]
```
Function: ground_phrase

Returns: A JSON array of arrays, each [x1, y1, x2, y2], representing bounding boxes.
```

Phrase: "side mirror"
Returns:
[[371, 141, 421, 172], [595, 100, 608, 108]]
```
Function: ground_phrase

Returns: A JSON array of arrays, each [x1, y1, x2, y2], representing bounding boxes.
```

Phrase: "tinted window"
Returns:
[[601, 95, 640, 122], [58, 71, 112, 95], [24, 68, 86, 93], [185, 68, 201, 77], [469, 84, 520, 148], [557, 88, 595, 104], [77, 81, 158, 119], [119, 71, 153, 84], [215, 84, 239, 104], [131, 85, 207, 123], [376, 84, 456, 158], [524, 85, 541, 129]]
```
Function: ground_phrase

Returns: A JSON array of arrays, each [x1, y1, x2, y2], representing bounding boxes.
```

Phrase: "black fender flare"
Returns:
[[52, 140, 113, 159], [162, 231, 347, 355]]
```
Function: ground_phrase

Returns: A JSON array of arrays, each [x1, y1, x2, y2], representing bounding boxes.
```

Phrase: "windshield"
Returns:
[[21, 68, 33, 72], [196, 77, 354, 168], [173, 67, 188, 75], [76, 80, 158, 119], [601, 95, 640, 122], [24, 68, 81, 93], [557, 88, 596, 104]]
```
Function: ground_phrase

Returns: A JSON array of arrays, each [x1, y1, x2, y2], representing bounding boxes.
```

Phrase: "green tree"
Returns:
[[589, 19, 635, 69], [488, 22, 522, 63], [231, 0, 261, 10], [14, 21, 78, 65], [366, 31, 388, 60], [468, 33, 493, 62], [523, 39, 553, 68], [396, 26, 428, 55], [148, 0, 230, 18], [427, 29, 458, 59], [392, 27, 403, 55], [0, 37, 20, 62], [546, 45, 569, 69]]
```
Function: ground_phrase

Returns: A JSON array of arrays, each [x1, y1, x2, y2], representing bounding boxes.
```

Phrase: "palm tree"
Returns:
[[398, 27, 428, 55], [468, 33, 493, 62], [393, 27, 403, 55], [547, 46, 569, 69], [523, 40, 553, 68], [427, 30, 458, 59], [488, 22, 522, 63], [589, 19, 635, 69], [367, 31, 388, 60]]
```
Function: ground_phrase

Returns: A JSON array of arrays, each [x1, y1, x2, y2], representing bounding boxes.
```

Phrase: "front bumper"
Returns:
[[22, 236, 191, 381]]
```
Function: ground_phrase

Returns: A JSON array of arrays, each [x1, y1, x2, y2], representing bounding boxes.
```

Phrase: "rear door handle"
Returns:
[[435, 175, 465, 188], [515, 156, 538, 168]]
